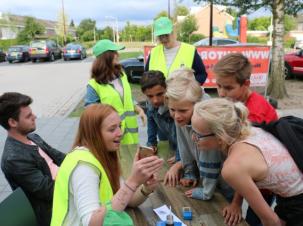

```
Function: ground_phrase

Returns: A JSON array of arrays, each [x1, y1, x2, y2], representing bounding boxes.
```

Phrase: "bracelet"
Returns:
[[140, 186, 152, 197], [124, 182, 136, 193]]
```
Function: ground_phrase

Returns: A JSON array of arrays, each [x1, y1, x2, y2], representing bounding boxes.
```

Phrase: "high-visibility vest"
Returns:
[[50, 149, 113, 226], [88, 73, 139, 144], [149, 42, 195, 78]]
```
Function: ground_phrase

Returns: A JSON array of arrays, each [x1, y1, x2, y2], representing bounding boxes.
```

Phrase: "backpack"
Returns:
[[254, 116, 303, 173]]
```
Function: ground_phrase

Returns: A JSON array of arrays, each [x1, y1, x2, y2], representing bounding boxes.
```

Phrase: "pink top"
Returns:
[[239, 127, 303, 197], [30, 141, 59, 180]]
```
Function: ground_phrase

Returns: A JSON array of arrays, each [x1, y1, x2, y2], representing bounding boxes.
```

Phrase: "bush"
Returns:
[[82, 41, 95, 49], [190, 34, 205, 44], [0, 39, 19, 50], [247, 35, 268, 44], [284, 37, 296, 48]]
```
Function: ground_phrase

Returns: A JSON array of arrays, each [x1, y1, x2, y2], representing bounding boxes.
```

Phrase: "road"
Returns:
[[0, 57, 94, 117]]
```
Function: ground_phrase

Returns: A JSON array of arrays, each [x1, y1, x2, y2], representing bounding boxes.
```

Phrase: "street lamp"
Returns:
[[105, 16, 119, 43]]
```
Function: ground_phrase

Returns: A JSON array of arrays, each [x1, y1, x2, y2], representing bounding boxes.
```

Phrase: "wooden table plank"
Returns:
[[119, 142, 249, 226]]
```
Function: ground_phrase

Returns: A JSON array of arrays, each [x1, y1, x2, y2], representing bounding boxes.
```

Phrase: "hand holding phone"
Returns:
[[139, 146, 156, 159]]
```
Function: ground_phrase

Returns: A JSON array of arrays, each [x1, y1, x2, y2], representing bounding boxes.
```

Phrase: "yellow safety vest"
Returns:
[[149, 42, 195, 78], [88, 73, 139, 144], [50, 149, 113, 226]]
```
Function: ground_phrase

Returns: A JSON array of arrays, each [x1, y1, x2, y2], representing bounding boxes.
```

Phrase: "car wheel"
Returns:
[[8, 61, 12, 64], [49, 53, 55, 62], [284, 64, 293, 79], [64, 58, 67, 61], [31, 59, 36, 63], [123, 68, 132, 83]]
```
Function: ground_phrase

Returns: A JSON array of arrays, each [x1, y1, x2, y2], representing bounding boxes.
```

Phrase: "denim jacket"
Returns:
[[146, 102, 180, 161], [1, 133, 65, 226]]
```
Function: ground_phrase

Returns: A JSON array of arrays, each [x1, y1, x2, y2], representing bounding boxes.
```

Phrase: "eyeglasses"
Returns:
[[192, 129, 215, 142]]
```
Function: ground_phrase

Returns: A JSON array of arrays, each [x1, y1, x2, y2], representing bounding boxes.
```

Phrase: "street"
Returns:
[[0, 57, 94, 117]]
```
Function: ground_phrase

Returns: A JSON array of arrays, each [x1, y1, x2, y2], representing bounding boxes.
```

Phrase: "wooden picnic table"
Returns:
[[120, 142, 249, 226]]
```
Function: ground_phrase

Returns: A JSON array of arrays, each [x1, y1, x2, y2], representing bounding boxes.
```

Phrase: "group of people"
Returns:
[[0, 16, 302, 226]]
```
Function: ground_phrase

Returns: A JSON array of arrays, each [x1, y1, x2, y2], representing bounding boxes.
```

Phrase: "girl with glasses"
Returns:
[[192, 98, 303, 226]]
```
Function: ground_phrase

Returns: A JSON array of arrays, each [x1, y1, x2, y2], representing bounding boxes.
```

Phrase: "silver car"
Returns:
[[194, 37, 239, 46]]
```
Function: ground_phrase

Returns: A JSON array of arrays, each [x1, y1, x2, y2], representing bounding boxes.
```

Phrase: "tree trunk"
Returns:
[[267, 0, 288, 99]]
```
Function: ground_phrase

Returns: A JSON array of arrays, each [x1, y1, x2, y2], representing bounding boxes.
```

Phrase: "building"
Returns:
[[0, 12, 76, 40], [187, 4, 234, 37]]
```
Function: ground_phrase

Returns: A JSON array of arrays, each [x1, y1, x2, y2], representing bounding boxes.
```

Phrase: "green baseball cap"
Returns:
[[93, 39, 125, 57], [154, 17, 173, 36]]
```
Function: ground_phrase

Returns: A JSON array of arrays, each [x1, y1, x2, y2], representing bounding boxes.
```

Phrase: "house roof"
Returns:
[[190, 4, 234, 21], [7, 14, 57, 29]]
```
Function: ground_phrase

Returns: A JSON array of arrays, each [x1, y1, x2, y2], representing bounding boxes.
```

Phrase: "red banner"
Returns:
[[144, 45, 271, 88]]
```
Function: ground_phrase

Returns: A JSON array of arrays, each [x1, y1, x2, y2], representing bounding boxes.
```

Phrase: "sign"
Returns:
[[144, 45, 271, 88]]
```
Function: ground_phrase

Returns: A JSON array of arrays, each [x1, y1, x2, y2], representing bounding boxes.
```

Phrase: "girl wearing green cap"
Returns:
[[85, 39, 146, 145]]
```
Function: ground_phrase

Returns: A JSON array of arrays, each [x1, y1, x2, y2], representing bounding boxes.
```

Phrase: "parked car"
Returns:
[[0, 48, 6, 62], [7, 45, 30, 63], [29, 40, 62, 62], [294, 40, 303, 50], [63, 43, 86, 60], [193, 37, 239, 46], [120, 55, 144, 83], [284, 49, 303, 79]]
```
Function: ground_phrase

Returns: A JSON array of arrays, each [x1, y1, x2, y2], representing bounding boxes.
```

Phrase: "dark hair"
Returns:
[[0, 92, 33, 130], [91, 51, 123, 84], [140, 70, 166, 93]]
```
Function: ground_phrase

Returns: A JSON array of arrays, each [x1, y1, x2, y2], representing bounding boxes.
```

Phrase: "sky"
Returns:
[[1, 0, 199, 28]]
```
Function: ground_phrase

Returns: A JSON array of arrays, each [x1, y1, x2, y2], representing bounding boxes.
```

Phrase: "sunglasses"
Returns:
[[192, 129, 215, 141]]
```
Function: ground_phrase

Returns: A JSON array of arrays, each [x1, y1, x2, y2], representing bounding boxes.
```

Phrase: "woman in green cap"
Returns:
[[51, 104, 163, 226], [85, 39, 146, 145]]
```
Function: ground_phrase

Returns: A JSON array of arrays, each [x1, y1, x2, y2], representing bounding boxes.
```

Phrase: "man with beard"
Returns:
[[0, 92, 65, 226]]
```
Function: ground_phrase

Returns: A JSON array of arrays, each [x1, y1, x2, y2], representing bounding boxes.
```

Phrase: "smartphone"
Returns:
[[139, 146, 155, 159]]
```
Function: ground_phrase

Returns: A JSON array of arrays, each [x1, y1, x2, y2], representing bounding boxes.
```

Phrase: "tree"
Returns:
[[97, 26, 114, 40], [154, 11, 168, 20], [284, 15, 297, 32], [76, 19, 96, 41], [70, 19, 75, 27], [174, 5, 190, 18], [192, 0, 303, 99], [248, 15, 296, 32], [248, 17, 270, 31], [177, 15, 198, 43], [120, 22, 152, 42], [17, 17, 45, 43]]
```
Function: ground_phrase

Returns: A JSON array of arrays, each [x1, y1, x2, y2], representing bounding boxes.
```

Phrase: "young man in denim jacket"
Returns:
[[140, 70, 180, 164], [0, 92, 65, 226]]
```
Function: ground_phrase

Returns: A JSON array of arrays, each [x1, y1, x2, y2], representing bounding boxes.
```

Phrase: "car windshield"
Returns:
[[31, 41, 46, 49], [66, 44, 80, 50], [8, 47, 22, 52]]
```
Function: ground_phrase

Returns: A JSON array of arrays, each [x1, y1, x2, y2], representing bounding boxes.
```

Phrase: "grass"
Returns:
[[119, 51, 142, 60]]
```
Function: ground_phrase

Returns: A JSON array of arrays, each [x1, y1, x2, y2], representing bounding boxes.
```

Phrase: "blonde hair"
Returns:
[[213, 53, 252, 85], [166, 68, 202, 103], [194, 98, 251, 152]]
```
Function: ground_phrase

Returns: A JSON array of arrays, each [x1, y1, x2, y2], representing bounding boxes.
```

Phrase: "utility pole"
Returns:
[[168, 0, 171, 18], [61, 0, 66, 45], [209, 0, 213, 46], [105, 16, 118, 43]]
